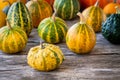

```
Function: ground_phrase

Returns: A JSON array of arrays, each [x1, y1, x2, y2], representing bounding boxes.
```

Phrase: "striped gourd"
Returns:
[[82, 0, 106, 32], [38, 10, 68, 43], [26, 0, 52, 28], [0, 20, 28, 54], [53, 0, 80, 20], [27, 43, 64, 71], [66, 12, 96, 54], [7, 1, 33, 36]]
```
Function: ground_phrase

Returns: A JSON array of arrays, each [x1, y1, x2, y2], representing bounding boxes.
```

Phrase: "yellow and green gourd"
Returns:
[[66, 12, 96, 54], [27, 43, 64, 71], [0, 20, 28, 54], [37, 9, 68, 43], [82, 0, 106, 32], [7, 0, 33, 36]]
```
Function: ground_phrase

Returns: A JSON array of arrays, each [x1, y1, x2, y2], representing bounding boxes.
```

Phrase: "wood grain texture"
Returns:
[[0, 18, 120, 80]]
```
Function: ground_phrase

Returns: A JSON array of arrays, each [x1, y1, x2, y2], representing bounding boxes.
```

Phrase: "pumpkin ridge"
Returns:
[[19, 2, 24, 29], [70, 0, 74, 19], [2, 30, 10, 52], [41, 51, 47, 71], [57, 22, 67, 39], [49, 49, 60, 68]]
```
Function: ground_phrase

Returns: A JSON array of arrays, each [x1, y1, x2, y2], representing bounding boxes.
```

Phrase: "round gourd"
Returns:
[[7, 0, 33, 36], [37, 10, 68, 43], [66, 12, 96, 54], [102, 7, 120, 44], [0, 10, 6, 28], [26, 0, 52, 28], [53, 0, 80, 20], [82, 0, 106, 32], [27, 43, 64, 71], [0, 20, 28, 54]]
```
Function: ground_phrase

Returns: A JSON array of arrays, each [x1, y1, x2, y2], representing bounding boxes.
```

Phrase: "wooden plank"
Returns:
[[0, 55, 120, 80]]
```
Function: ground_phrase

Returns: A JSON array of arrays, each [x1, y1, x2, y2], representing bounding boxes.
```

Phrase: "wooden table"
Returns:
[[0, 18, 120, 80]]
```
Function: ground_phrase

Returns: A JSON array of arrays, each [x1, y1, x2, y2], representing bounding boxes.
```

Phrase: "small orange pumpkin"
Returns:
[[103, 0, 120, 17]]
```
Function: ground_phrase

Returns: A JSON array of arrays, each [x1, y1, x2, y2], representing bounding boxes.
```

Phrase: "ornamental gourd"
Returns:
[[102, 6, 120, 44], [7, 0, 33, 36], [66, 12, 96, 54], [53, 0, 80, 20], [0, 20, 28, 54], [26, 0, 52, 28], [82, 0, 106, 32], [0, 10, 6, 28], [38, 9, 68, 43], [27, 43, 64, 71]]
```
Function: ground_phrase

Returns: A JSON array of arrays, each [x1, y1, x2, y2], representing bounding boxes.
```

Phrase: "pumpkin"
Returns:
[[82, 0, 106, 32], [7, 0, 33, 36], [103, 0, 120, 17], [27, 43, 64, 71], [0, 10, 6, 28], [80, 0, 116, 10], [37, 9, 68, 43], [102, 6, 120, 44], [0, 0, 27, 10], [53, 0, 80, 20], [66, 12, 96, 54], [26, 0, 52, 28], [0, 20, 28, 54]]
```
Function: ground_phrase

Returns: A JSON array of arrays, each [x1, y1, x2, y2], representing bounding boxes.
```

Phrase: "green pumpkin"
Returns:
[[53, 0, 80, 20], [38, 11, 68, 43], [102, 7, 120, 44], [0, 20, 28, 54], [7, 1, 33, 36]]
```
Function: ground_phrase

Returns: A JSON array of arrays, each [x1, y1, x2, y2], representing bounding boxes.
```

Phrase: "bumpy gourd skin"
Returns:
[[102, 14, 120, 44], [27, 43, 64, 71]]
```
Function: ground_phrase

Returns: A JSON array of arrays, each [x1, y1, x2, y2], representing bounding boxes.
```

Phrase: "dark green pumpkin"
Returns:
[[102, 11, 120, 44], [53, 0, 80, 20], [7, 1, 33, 36]]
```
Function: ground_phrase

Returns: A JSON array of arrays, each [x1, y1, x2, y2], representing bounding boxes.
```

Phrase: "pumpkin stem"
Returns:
[[6, 19, 12, 29], [94, 0, 99, 7], [77, 12, 86, 24], [40, 41, 45, 49], [115, 6, 120, 14], [52, 8, 57, 21]]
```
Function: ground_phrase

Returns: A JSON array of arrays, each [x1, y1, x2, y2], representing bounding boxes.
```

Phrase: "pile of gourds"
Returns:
[[0, 0, 120, 71]]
